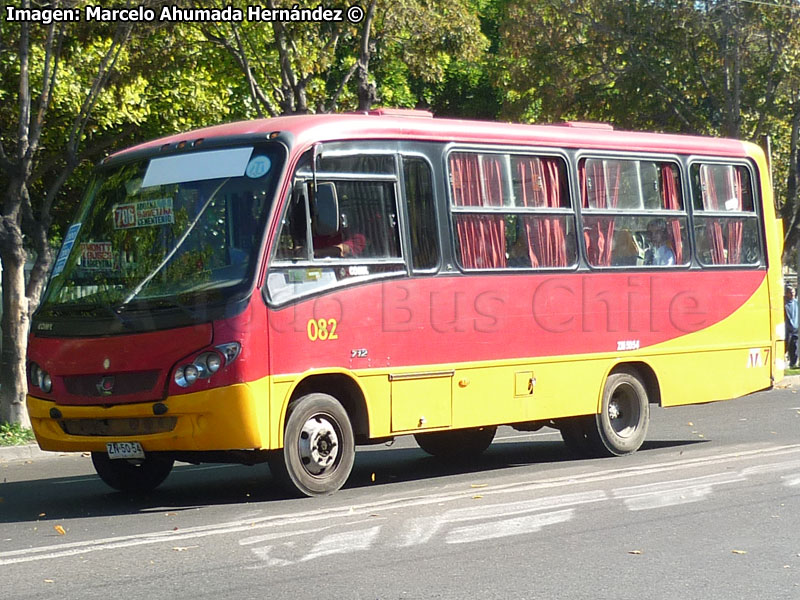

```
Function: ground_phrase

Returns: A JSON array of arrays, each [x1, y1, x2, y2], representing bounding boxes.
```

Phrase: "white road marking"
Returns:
[[396, 490, 606, 548], [239, 517, 381, 547], [239, 524, 339, 546], [441, 490, 607, 523], [396, 516, 444, 548], [300, 525, 381, 562], [251, 543, 295, 567], [446, 509, 574, 545], [3, 444, 800, 566], [741, 459, 800, 476], [782, 474, 800, 487], [613, 473, 746, 511]]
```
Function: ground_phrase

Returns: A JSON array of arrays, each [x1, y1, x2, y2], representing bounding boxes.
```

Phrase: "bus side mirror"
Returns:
[[312, 182, 340, 237]]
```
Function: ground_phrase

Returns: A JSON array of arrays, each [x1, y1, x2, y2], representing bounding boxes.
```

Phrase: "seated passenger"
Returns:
[[644, 218, 675, 266]]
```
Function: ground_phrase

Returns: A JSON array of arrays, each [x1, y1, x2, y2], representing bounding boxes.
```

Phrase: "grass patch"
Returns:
[[786, 367, 800, 376], [0, 423, 36, 446]]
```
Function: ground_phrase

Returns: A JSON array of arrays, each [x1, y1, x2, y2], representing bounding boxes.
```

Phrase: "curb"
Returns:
[[775, 375, 800, 388], [0, 444, 63, 463]]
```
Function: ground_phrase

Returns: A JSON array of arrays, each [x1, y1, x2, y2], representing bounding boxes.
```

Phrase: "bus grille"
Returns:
[[59, 417, 177, 437], [63, 371, 160, 397]]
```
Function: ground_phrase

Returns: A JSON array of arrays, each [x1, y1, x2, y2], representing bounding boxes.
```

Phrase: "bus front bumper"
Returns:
[[26, 380, 271, 454]]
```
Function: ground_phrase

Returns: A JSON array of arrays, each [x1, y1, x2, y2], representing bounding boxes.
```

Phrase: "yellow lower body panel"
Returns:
[[27, 378, 271, 454]]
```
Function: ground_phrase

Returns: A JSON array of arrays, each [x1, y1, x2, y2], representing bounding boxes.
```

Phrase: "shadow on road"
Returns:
[[0, 437, 706, 524]]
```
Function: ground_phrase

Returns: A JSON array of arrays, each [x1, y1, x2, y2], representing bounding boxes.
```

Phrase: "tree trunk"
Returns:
[[0, 244, 31, 427]]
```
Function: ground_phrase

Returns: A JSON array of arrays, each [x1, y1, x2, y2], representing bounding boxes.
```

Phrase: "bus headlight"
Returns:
[[41, 373, 52, 393], [28, 362, 52, 392], [183, 364, 199, 385], [215, 342, 241, 364], [174, 366, 188, 388], [173, 343, 241, 389], [194, 352, 222, 379], [29, 362, 43, 388]]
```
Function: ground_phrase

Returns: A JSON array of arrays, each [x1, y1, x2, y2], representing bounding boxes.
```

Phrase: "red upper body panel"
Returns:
[[109, 113, 750, 161]]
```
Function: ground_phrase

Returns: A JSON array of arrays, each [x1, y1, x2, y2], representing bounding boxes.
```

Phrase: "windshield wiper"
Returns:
[[118, 177, 230, 308]]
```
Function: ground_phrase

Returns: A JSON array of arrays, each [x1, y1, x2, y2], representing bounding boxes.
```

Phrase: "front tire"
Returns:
[[269, 393, 355, 497], [414, 426, 497, 460], [91, 452, 173, 492]]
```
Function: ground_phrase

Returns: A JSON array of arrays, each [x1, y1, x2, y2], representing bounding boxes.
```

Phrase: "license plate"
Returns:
[[106, 442, 145, 460]]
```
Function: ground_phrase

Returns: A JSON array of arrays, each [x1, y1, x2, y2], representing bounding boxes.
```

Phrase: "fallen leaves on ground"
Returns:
[[53, 525, 66, 536], [732, 550, 747, 555]]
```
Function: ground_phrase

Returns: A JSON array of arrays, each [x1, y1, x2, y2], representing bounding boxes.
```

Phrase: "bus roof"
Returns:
[[110, 111, 751, 160]]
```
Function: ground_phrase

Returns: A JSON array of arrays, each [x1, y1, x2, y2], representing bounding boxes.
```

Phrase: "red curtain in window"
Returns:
[[516, 157, 567, 267], [660, 165, 683, 264], [580, 160, 619, 266], [450, 154, 506, 268], [700, 165, 727, 265]]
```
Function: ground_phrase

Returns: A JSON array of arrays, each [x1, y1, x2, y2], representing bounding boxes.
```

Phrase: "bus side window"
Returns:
[[403, 157, 439, 271], [691, 163, 762, 266], [275, 187, 310, 260]]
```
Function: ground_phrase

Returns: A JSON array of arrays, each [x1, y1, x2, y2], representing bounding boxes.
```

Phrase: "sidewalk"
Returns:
[[4, 375, 800, 464]]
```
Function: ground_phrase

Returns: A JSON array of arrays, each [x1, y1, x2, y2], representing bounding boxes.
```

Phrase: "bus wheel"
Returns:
[[269, 393, 355, 497], [91, 453, 174, 492], [414, 426, 496, 460], [593, 370, 650, 456]]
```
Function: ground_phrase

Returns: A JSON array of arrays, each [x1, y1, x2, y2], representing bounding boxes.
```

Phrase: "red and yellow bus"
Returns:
[[27, 110, 784, 496]]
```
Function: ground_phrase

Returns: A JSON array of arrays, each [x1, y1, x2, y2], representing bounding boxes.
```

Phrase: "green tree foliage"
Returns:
[[200, 0, 488, 115], [496, 0, 800, 255], [0, 2, 243, 424]]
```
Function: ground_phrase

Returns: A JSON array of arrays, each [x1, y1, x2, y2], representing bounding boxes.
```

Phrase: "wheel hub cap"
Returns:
[[299, 415, 339, 475], [609, 384, 640, 438]]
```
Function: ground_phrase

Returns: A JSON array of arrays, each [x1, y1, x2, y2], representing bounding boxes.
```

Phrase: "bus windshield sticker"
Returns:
[[113, 198, 174, 230], [52, 222, 82, 277], [141, 147, 254, 188], [80, 242, 114, 269], [245, 155, 271, 178]]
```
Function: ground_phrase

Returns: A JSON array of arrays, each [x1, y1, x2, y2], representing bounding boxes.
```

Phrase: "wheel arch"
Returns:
[[278, 370, 370, 447], [604, 361, 662, 408]]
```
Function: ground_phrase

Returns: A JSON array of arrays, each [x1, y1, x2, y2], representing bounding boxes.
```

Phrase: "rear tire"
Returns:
[[593, 370, 650, 456], [269, 393, 355, 497], [414, 426, 496, 460], [91, 452, 173, 492], [558, 370, 650, 458]]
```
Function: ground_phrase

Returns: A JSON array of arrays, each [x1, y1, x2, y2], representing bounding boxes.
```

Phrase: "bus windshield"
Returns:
[[39, 144, 283, 318]]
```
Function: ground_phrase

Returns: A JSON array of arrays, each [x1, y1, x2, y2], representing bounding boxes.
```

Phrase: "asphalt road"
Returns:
[[2, 386, 800, 600]]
